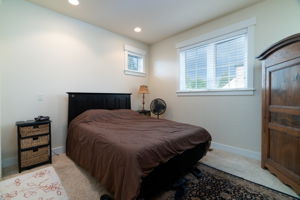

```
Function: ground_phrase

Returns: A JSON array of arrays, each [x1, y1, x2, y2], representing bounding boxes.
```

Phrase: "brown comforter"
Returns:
[[66, 109, 211, 200]]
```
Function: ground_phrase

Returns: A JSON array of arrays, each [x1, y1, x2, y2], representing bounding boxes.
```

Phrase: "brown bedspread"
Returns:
[[66, 109, 211, 200]]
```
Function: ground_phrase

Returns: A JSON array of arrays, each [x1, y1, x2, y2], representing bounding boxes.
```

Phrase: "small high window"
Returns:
[[124, 45, 146, 76]]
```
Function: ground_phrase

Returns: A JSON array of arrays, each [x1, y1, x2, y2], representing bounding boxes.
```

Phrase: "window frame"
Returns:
[[124, 45, 146, 77], [176, 18, 256, 96]]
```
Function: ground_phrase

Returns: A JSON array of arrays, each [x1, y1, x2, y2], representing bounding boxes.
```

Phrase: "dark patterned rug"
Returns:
[[151, 163, 299, 200]]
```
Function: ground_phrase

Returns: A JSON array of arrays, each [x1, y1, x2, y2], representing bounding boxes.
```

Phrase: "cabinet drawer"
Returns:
[[21, 146, 49, 161], [20, 135, 49, 149], [20, 124, 49, 137], [21, 147, 49, 168]]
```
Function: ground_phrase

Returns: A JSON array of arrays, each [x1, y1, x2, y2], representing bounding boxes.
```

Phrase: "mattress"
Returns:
[[66, 109, 211, 200]]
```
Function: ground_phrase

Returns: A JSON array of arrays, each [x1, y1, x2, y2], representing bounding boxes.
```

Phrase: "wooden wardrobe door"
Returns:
[[265, 59, 300, 190], [258, 34, 300, 194]]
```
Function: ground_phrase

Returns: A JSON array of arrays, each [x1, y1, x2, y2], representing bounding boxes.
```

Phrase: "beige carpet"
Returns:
[[47, 154, 109, 200]]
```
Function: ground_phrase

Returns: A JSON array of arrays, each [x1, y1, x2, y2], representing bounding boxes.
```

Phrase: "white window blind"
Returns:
[[180, 32, 247, 91], [128, 54, 141, 71]]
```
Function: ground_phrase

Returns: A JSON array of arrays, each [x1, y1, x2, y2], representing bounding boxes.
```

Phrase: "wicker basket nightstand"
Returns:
[[16, 120, 52, 172]]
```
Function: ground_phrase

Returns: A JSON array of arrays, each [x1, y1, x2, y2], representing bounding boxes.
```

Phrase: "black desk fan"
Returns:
[[150, 98, 167, 119]]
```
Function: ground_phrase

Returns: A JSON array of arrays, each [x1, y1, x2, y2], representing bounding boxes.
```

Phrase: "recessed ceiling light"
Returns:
[[134, 27, 142, 33], [68, 0, 79, 6]]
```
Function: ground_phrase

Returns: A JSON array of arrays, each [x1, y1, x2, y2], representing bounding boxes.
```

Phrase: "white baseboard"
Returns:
[[2, 146, 66, 168], [211, 142, 260, 160], [52, 146, 66, 155]]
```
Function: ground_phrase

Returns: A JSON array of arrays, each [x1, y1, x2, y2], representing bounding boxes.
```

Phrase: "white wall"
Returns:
[[0, 0, 4, 176], [1, 0, 300, 167], [0, 0, 149, 166], [149, 0, 300, 153]]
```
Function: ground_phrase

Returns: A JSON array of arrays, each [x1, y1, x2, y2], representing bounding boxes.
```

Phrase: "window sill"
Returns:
[[176, 88, 255, 96], [124, 70, 146, 77]]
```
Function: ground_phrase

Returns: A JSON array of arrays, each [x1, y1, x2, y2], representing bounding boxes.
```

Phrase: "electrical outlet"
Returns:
[[37, 94, 44, 101]]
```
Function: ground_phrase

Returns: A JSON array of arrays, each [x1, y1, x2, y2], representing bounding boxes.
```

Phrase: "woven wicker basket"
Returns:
[[20, 124, 49, 137], [21, 146, 49, 160], [21, 153, 49, 167], [21, 135, 49, 149]]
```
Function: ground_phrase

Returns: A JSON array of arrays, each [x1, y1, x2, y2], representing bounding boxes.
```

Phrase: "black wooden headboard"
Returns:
[[67, 92, 131, 125]]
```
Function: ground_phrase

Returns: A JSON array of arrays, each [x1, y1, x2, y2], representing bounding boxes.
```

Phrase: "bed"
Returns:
[[66, 92, 211, 200]]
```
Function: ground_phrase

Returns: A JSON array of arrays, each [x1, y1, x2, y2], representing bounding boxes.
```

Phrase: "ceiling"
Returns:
[[27, 0, 262, 44]]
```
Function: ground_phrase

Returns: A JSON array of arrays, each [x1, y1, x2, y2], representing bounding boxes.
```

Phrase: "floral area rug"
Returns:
[[152, 163, 298, 200], [0, 166, 68, 200]]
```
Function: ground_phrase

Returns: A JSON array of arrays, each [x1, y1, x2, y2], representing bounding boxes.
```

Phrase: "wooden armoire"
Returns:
[[257, 33, 300, 194]]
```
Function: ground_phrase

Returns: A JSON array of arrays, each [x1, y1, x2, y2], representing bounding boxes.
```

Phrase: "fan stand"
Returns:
[[157, 114, 160, 119], [142, 93, 145, 111]]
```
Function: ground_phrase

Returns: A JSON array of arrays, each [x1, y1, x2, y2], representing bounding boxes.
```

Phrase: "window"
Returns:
[[177, 18, 255, 96], [124, 45, 146, 76]]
